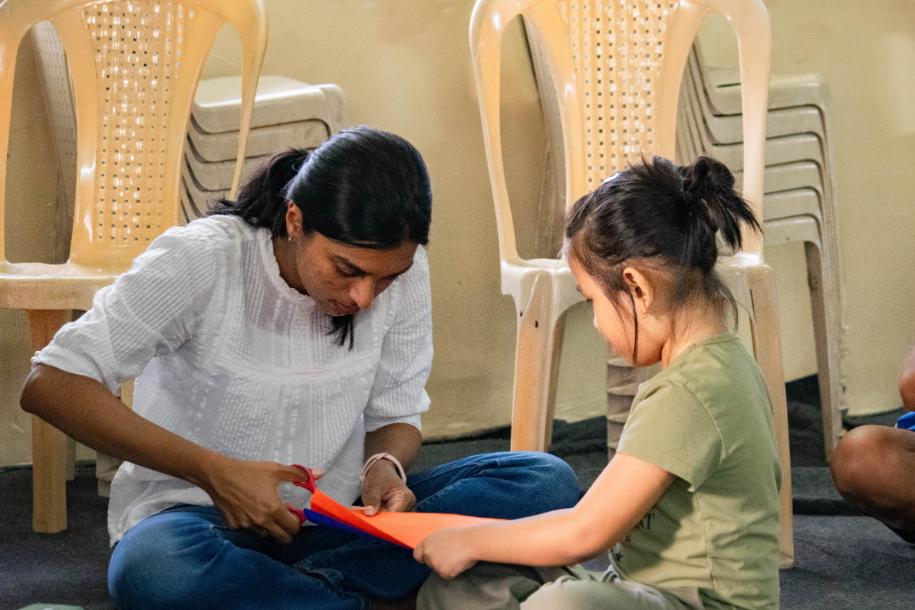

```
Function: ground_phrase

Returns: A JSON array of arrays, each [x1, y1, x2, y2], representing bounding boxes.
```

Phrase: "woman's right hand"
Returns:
[[200, 455, 321, 544], [19, 366, 318, 544]]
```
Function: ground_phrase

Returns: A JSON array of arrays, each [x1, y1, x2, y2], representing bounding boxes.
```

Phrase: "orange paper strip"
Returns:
[[310, 488, 503, 549]]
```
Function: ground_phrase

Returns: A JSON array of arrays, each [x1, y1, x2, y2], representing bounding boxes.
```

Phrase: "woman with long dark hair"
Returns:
[[21, 126, 579, 608]]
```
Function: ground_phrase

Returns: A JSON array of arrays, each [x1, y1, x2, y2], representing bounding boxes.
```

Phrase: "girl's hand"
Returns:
[[360, 461, 416, 515], [413, 528, 479, 580], [201, 455, 320, 544]]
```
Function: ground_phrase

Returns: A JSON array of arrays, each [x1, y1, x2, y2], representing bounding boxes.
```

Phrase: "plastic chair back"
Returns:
[[0, 0, 267, 270], [471, 0, 770, 266]]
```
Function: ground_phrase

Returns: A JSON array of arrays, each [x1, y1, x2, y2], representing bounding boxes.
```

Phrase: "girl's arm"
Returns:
[[21, 364, 307, 543], [414, 453, 674, 579]]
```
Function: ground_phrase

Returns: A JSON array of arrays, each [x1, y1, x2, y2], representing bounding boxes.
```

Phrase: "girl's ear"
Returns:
[[285, 201, 303, 238], [622, 266, 653, 316]]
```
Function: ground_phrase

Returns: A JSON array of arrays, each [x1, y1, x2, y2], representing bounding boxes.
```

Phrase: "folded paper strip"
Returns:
[[287, 465, 502, 548]]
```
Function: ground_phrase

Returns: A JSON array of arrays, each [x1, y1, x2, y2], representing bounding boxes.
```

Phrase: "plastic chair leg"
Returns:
[[65, 436, 76, 481], [509, 275, 564, 452], [95, 451, 119, 497], [97, 380, 133, 496], [804, 241, 844, 460], [25, 309, 72, 534], [29, 416, 69, 533], [746, 266, 795, 569]]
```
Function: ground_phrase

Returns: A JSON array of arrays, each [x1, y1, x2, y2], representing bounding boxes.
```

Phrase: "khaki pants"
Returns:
[[418, 562, 702, 610]]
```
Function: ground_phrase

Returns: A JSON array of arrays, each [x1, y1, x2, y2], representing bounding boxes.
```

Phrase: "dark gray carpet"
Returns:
[[1, 377, 913, 609]]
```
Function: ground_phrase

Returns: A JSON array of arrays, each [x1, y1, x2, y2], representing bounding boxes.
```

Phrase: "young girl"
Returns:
[[414, 156, 781, 609]]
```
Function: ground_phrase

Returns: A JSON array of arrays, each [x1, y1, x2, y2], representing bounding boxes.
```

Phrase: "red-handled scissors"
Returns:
[[285, 464, 317, 524], [284, 465, 368, 538]]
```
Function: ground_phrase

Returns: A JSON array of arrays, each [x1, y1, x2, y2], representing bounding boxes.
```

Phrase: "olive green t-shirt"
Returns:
[[612, 333, 780, 609]]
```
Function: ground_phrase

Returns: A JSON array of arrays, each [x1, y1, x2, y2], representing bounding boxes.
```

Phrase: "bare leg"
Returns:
[[830, 425, 915, 541]]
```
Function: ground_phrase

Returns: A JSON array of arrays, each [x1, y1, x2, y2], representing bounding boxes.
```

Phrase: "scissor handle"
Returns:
[[290, 463, 317, 492], [285, 464, 317, 524]]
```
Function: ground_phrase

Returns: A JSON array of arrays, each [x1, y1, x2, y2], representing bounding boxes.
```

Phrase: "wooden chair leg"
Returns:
[[25, 309, 72, 533], [746, 266, 795, 569], [804, 241, 843, 460], [510, 275, 564, 452]]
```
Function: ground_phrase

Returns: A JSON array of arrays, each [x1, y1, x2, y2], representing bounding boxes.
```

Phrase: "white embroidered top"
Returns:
[[34, 215, 432, 544]]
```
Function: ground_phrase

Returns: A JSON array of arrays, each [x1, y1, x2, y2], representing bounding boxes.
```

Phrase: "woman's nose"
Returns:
[[349, 278, 375, 310]]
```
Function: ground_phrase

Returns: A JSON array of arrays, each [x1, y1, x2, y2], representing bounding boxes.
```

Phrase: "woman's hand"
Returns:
[[202, 455, 319, 544], [414, 528, 479, 580], [360, 460, 416, 515]]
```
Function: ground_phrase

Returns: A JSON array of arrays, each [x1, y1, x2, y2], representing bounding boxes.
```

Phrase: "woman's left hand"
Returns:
[[414, 528, 479, 580], [360, 461, 416, 515]]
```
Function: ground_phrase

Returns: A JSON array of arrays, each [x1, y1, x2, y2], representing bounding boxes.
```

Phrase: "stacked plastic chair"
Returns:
[[181, 76, 345, 220], [675, 43, 844, 460]]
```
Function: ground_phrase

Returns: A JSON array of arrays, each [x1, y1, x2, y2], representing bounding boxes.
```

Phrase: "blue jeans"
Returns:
[[108, 451, 580, 609]]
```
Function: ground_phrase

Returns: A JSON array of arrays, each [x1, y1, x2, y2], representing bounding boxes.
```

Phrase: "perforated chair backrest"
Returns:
[[0, 0, 266, 269], [470, 0, 770, 259]]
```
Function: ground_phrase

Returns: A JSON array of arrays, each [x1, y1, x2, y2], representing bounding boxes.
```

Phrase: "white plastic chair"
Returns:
[[0, 0, 267, 533], [470, 0, 794, 567]]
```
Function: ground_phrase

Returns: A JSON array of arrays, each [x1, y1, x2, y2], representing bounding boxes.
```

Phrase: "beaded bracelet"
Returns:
[[359, 452, 407, 484]]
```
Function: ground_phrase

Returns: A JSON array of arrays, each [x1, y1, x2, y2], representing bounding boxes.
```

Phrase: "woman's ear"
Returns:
[[622, 266, 653, 316], [285, 201, 303, 238]]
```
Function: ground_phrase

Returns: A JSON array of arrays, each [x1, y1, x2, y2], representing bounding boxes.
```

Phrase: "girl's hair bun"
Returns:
[[682, 155, 735, 204], [679, 155, 758, 254]]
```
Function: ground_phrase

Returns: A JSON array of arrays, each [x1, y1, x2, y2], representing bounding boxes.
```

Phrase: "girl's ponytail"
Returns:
[[207, 148, 311, 235], [680, 155, 761, 256]]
